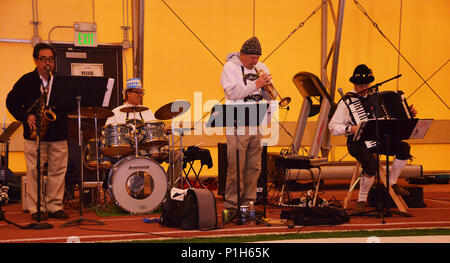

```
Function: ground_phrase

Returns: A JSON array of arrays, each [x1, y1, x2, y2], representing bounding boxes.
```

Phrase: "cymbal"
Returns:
[[120, 106, 149, 113], [155, 100, 191, 120], [68, 107, 114, 119]]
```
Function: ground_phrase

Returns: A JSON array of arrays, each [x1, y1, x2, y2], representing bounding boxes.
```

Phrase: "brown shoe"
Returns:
[[352, 201, 366, 215], [48, 210, 69, 220], [392, 184, 410, 196], [31, 211, 48, 221]]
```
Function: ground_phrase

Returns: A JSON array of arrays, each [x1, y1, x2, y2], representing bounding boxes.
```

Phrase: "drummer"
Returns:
[[105, 78, 154, 126], [105, 78, 183, 182]]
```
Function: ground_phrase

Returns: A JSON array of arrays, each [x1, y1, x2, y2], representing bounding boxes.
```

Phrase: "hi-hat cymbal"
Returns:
[[155, 100, 191, 120], [68, 107, 114, 119], [120, 105, 149, 113]]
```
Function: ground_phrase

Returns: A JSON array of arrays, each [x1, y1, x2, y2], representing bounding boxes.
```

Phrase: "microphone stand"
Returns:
[[356, 74, 402, 96], [372, 84, 386, 222], [25, 85, 53, 230]]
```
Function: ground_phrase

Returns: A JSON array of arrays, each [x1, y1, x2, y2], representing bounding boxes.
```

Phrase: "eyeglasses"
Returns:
[[38, 56, 55, 63], [128, 90, 144, 95]]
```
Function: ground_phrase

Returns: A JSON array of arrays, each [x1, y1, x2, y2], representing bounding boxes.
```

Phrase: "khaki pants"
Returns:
[[23, 139, 68, 214], [225, 132, 262, 209]]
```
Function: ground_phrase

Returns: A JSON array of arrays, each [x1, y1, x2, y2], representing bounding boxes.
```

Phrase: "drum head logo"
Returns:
[[129, 165, 150, 170]]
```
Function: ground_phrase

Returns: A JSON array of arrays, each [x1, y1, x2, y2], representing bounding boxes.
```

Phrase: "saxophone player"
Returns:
[[6, 43, 69, 221]]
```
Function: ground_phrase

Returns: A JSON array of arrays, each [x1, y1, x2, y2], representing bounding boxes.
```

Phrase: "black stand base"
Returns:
[[222, 209, 270, 227], [351, 203, 412, 223], [1, 208, 53, 230], [0, 210, 31, 229], [61, 217, 105, 228], [26, 222, 54, 230]]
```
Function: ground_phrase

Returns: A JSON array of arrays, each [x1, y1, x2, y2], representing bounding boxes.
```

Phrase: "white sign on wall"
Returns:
[[71, 63, 104, 76]]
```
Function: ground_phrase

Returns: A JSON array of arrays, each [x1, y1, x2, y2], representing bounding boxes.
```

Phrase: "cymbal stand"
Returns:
[[93, 112, 102, 208], [132, 108, 140, 157], [178, 124, 188, 189], [62, 96, 105, 228], [170, 126, 175, 188], [173, 122, 190, 189]]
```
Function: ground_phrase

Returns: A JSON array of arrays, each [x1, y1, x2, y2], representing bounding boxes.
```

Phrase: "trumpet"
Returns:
[[256, 68, 291, 107]]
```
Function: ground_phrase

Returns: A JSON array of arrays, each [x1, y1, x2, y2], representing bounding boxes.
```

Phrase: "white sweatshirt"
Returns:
[[220, 52, 270, 101], [328, 89, 358, 136]]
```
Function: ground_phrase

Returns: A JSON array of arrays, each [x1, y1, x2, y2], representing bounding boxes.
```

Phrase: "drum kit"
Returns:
[[71, 101, 191, 214]]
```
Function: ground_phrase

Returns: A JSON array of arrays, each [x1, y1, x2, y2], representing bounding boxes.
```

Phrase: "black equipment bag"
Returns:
[[280, 207, 350, 226], [160, 196, 184, 228], [160, 188, 217, 230]]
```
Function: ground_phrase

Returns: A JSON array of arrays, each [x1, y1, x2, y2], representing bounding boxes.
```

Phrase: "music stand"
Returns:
[[0, 122, 28, 229], [353, 118, 432, 219], [47, 75, 113, 228], [207, 102, 270, 226]]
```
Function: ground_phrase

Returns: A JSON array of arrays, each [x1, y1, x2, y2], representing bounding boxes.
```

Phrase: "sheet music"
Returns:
[[102, 78, 115, 107], [409, 119, 433, 139], [353, 120, 377, 148]]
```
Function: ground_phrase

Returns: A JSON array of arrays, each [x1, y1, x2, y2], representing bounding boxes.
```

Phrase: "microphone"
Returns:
[[338, 88, 344, 97]]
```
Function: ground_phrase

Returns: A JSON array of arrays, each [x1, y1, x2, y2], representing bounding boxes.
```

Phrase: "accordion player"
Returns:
[[328, 64, 416, 213]]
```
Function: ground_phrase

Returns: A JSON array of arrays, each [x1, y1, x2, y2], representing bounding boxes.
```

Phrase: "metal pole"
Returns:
[[309, 0, 345, 158], [329, 0, 345, 102], [132, 0, 145, 81]]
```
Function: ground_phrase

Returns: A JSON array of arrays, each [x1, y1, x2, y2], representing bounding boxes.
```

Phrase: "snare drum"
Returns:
[[84, 138, 115, 170], [137, 121, 169, 150], [145, 146, 169, 163], [107, 156, 168, 214], [101, 123, 134, 158]]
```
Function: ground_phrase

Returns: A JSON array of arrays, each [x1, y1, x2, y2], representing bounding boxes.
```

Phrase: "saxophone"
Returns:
[[255, 68, 291, 107], [30, 70, 57, 140]]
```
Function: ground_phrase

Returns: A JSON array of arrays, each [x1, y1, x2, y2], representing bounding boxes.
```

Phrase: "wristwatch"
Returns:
[[345, 126, 351, 134]]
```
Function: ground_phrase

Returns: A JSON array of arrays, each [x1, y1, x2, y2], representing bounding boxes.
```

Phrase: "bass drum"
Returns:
[[107, 156, 168, 214]]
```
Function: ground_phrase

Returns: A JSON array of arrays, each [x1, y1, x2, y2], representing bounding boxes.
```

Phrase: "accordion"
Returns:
[[365, 90, 412, 119], [344, 90, 412, 148]]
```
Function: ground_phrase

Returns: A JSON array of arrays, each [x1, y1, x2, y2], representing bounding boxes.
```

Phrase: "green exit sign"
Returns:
[[75, 32, 97, 47], [74, 22, 98, 47]]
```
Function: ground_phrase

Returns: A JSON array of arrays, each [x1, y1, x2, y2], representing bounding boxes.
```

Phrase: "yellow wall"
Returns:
[[1, 0, 449, 175]]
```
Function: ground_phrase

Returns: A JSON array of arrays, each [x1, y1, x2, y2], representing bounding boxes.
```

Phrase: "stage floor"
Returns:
[[1, 178, 450, 243]]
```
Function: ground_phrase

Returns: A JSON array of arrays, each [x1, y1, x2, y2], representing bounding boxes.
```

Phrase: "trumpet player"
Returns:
[[220, 36, 272, 213], [6, 43, 69, 221]]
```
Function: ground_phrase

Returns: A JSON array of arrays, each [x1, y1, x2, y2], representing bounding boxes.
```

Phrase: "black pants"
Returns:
[[347, 136, 411, 177]]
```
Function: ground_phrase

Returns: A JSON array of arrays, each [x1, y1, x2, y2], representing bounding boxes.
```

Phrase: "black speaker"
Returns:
[[367, 185, 426, 208], [217, 143, 267, 199]]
